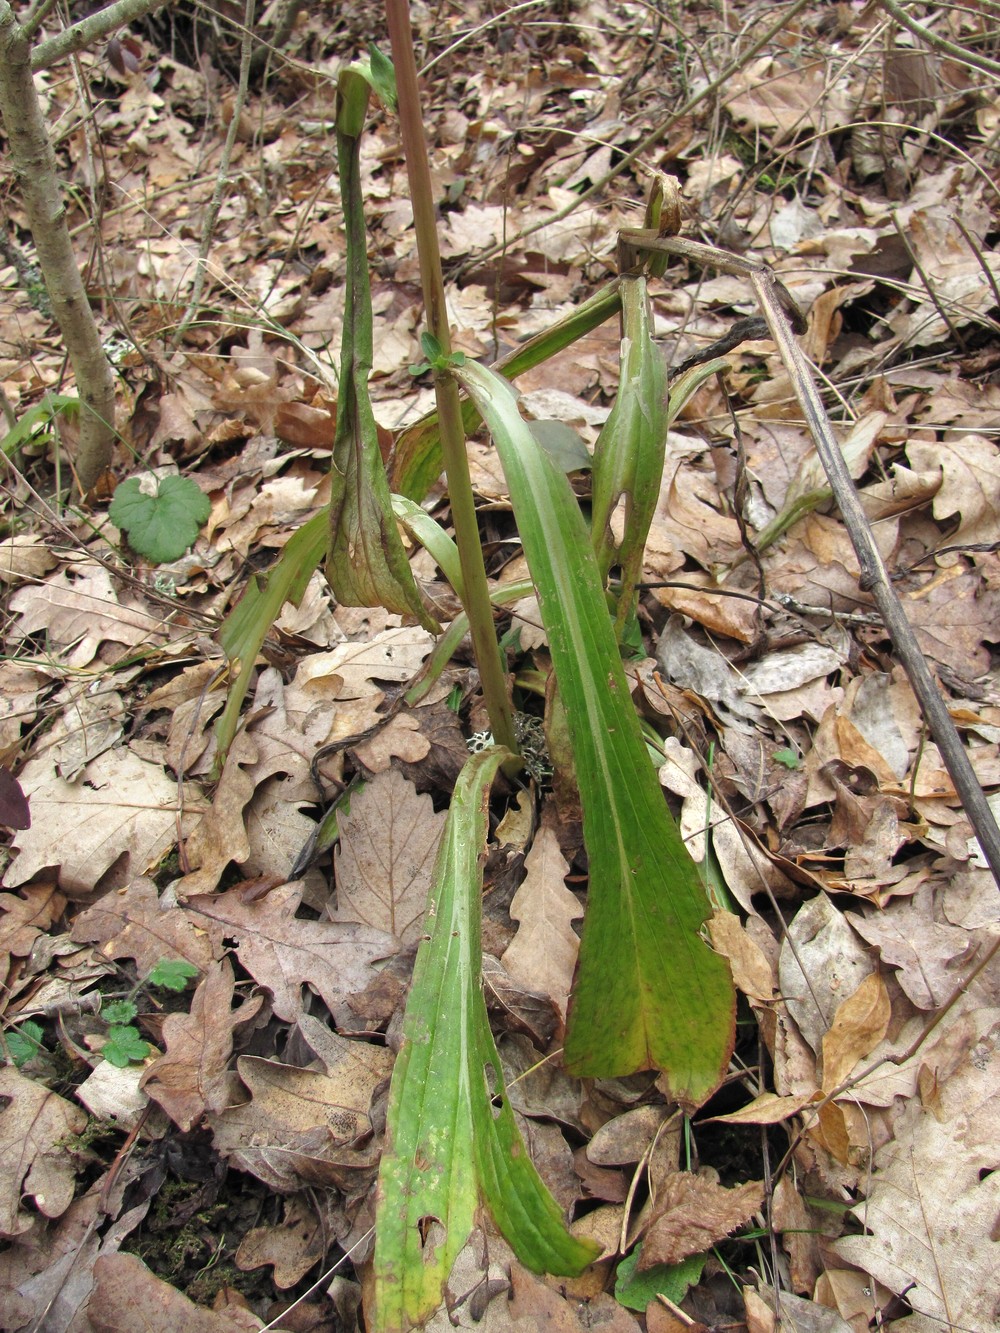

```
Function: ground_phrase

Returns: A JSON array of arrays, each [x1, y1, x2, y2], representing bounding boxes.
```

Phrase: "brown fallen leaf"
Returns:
[[820, 970, 891, 1091], [640, 1173, 764, 1267], [0, 1067, 88, 1237], [0, 1191, 151, 1332], [210, 1053, 382, 1193], [235, 1193, 327, 1289], [8, 750, 196, 897], [834, 1006, 1000, 1332], [8, 564, 165, 669], [176, 728, 258, 897], [846, 885, 975, 1010], [501, 825, 582, 1021], [140, 958, 264, 1131], [71, 876, 225, 976], [331, 767, 445, 945], [0, 883, 65, 978], [507, 1259, 641, 1330], [186, 880, 394, 1024], [88, 1252, 263, 1331]]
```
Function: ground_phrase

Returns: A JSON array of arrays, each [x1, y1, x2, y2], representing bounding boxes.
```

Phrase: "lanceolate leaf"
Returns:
[[326, 70, 439, 633], [590, 276, 668, 634], [214, 508, 328, 770], [451, 361, 735, 1107], [375, 747, 598, 1332]]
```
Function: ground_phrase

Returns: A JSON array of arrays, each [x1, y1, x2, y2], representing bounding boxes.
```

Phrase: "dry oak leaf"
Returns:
[[0, 883, 64, 975], [501, 825, 582, 1021], [70, 876, 224, 976], [640, 1172, 765, 1268], [846, 885, 974, 1010], [9, 564, 164, 668], [902, 567, 1000, 676], [235, 1193, 327, 1289], [7, 750, 195, 897], [833, 1008, 1000, 1332], [0, 1189, 149, 1333], [331, 767, 446, 946], [88, 1252, 263, 1332], [0, 661, 49, 751], [140, 958, 264, 1131], [0, 534, 58, 584], [820, 970, 891, 1092], [186, 879, 395, 1024], [0, 1066, 88, 1237], [293, 625, 435, 699], [209, 1053, 383, 1193]]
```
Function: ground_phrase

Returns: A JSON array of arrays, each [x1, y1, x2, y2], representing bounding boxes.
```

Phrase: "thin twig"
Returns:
[[172, 0, 257, 347], [875, 0, 1000, 80], [455, 0, 815, 278], [748, 263, 1000, 890], [29, 0, 167, 69]]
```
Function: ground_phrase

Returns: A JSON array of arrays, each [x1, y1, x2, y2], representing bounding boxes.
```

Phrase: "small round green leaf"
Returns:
[[109, 475, 211, 564]]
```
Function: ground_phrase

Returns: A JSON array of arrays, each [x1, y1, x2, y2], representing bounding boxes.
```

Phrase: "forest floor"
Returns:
[[1, 0, 999, 1329]]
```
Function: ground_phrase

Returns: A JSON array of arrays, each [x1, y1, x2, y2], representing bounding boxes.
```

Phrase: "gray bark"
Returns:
[[0, 2, 117, 492]]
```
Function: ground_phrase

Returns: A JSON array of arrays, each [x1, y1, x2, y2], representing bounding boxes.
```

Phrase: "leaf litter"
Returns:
[[1, 1, 999, 1329]]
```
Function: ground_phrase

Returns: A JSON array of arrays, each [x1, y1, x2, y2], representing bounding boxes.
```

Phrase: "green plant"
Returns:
[[0, 392, 79, 461], [109, 474, 211, 564], [614, 1245, 706, 1312], [210, 22, 738, 1325], [4, 1017, 46, 1067], [98, 958, 199, 1068]]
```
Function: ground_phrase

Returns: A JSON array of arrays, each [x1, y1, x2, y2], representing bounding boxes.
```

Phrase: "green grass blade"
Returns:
[[451, 361, 735, 1107], [375, 746, 597, 1332], [214, 509, 328, 770], [391, 493, 464, 600], [326, 74, 439, 633]]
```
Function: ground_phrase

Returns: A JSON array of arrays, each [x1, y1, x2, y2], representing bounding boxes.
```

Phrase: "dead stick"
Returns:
[[748, 264, 1000, 892]]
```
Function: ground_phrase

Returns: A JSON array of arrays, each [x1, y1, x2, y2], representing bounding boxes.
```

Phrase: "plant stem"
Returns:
[[173, 0, 257, 347], [384, 0, 517, 754], [0, 1, 117, 493]]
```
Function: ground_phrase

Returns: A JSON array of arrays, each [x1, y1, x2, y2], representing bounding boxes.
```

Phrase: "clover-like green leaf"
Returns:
[[146, 958, 200, 991], [102, 1024, 151, 1067], [109, 474, 210, 564]]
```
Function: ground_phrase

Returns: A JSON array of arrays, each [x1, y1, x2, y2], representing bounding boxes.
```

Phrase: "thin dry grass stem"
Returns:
[[172, 0, 257, 348], [875, 0, 1000, 80], [748, 262, 1000, 888], [454, 0, 815, 278]]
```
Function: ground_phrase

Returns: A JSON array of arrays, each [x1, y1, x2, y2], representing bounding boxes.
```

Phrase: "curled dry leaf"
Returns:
[[0, 1067, 88, 1237], [640, 1173, 765, 1268], [140, 958, 264, 1131]]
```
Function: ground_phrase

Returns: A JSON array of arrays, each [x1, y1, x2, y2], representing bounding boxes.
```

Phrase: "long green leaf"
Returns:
[[214, 508, 328, 771], [390, 281, 623, 501], [590, 277, 668, 636], [375, 746, 597, 1332], [451, 361, 735, 1106], [326, 66, 439, 633]]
